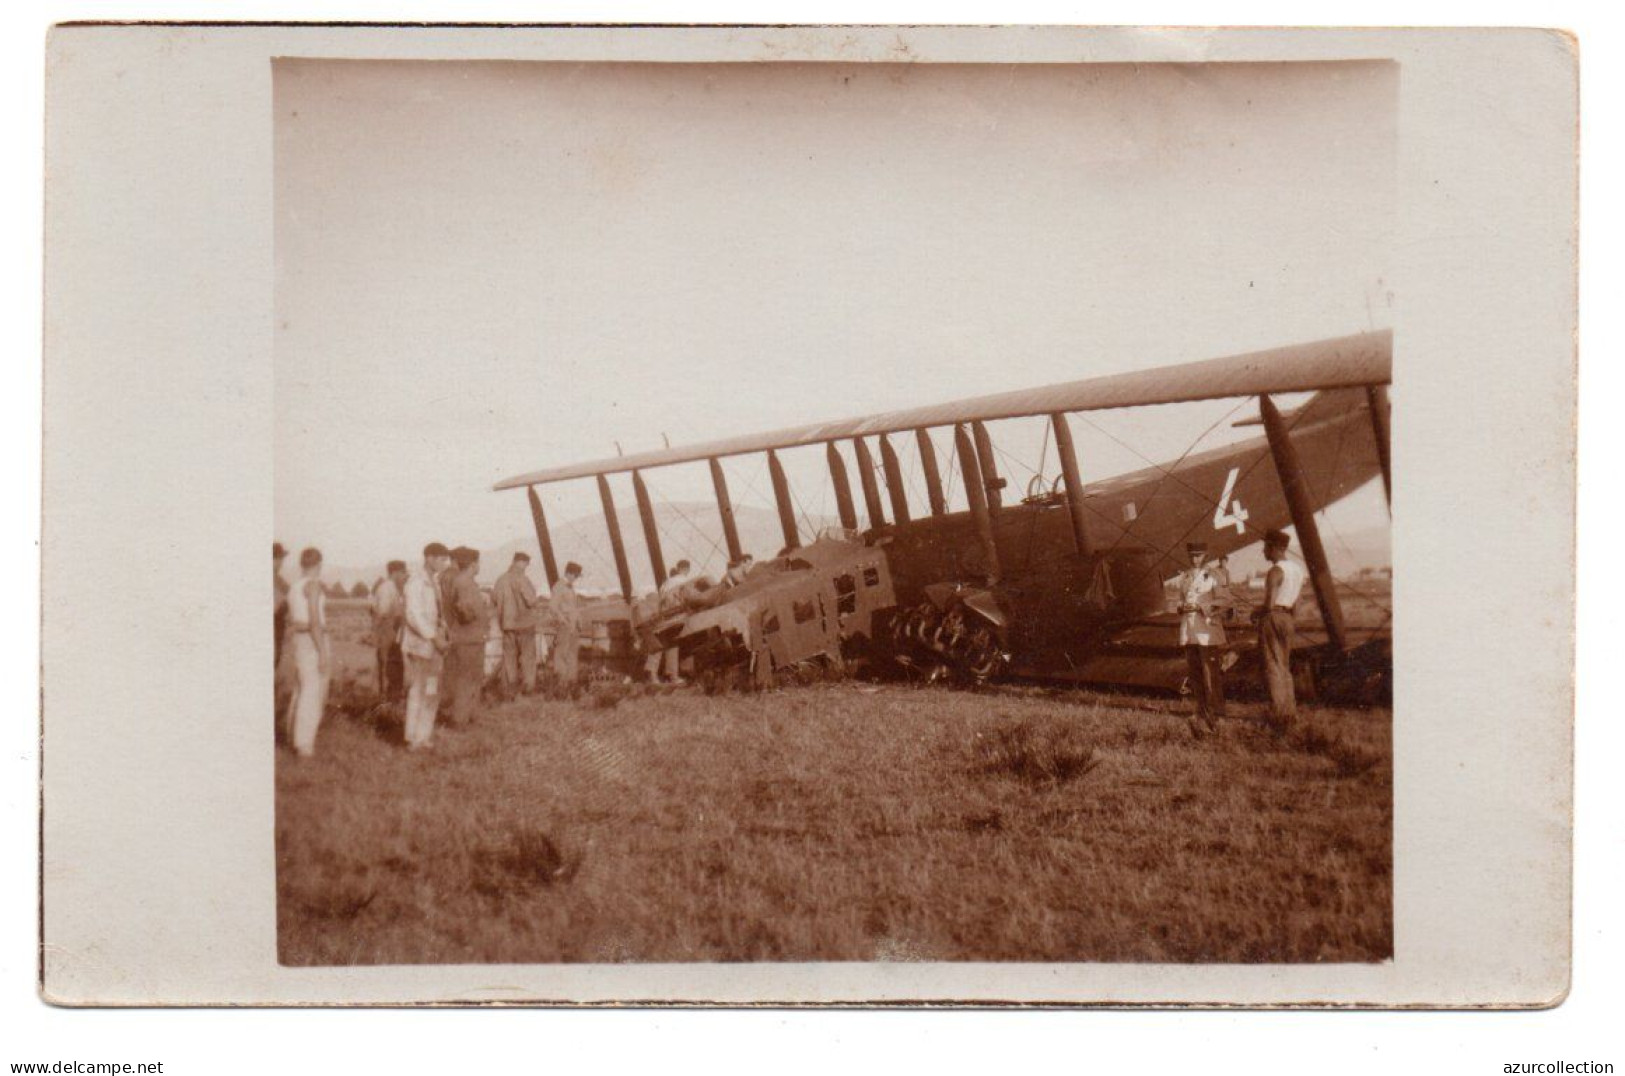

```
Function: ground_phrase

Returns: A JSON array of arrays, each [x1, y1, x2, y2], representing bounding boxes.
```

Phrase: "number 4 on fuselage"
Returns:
[[1213, 466, 1249, 535]]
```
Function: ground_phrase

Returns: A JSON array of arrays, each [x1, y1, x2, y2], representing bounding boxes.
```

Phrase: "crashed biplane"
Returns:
[[494, 331, 1392, 700]]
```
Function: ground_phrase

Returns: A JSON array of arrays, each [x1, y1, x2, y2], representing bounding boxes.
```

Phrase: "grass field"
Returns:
[[276, 652, 1392, 964]]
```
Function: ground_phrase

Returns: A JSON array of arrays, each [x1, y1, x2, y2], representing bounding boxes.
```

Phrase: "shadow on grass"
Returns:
[[471, 825, 581, 900], [969, 717, 1100, 787]]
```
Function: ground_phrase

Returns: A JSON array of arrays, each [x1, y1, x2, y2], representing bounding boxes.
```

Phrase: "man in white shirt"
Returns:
[[1256, 529, 1307, 734], [402, 542, 451, 749]]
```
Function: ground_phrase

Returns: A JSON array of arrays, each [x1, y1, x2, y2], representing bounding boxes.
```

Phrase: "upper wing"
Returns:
[[493, 330, 1391, 490]]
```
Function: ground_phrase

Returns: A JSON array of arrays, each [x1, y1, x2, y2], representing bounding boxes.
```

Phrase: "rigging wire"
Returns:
[[637, 469, 727, 570], [1083, 397, 1258, 564], [556, 513, 620, 588], [1074, 399, 1257, 513], [901, 446, 928, 514]]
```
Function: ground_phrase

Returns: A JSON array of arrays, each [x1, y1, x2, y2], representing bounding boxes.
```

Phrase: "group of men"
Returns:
[[277, 527, 1309, 750], [274, 539, 589, 755], [367, 545, 589, 749], [1174, 528, 1307, 736]]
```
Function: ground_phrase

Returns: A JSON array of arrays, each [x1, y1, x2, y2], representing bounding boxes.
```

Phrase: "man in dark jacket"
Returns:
[[443, 546, 491, 726], [492, 552, 541, 698]]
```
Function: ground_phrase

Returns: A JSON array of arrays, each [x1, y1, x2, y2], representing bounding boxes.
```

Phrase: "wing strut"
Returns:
[[1050, 413, 1093, 556], [954, 424, 1001, 585], [596, 475, 634, 601], [826, 443, 859, 531], [879, 435, 911, 525], [852, 437, 887, 531], [632, 470, 667, 588], [971, 421, 1005, 512], [1260, 394, 1347, 652], [708, 458, 744, 565], [767, 450, 799, 552], [526, 486, 561, 589], [1366, 385, 1392, 508], [915, 428, 947, 515]]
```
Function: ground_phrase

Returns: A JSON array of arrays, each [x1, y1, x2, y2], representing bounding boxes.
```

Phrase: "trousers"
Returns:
[[1184, 644, 1225, 724], [286, 632, 328, 756], [403, 651, 443, 747], [552, 626, 580, 682], [447, 641, 485, 724], [274, 608, 288, 673], [376, 640, 404, 701], [1260, 608, 1298, 727], [502, 630, 538, 694]]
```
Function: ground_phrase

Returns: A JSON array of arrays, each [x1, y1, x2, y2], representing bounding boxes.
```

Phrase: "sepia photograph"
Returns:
[[272, 57, 1396, 966], [38, 21, 1581, 1015]]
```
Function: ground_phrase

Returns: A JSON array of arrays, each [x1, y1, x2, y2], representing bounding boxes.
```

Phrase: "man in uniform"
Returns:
[[1256, 529, 1308, 735], [493, 551, 541, 698], [1176, 540, 1228, 734], [371, 560, 408, 703], [550, 561, 585, 686], [402, 542, 451, 750], [444, 547, 490, 726]]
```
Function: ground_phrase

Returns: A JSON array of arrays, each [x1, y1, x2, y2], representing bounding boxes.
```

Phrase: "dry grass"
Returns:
[[277, 665, 1391, 965]]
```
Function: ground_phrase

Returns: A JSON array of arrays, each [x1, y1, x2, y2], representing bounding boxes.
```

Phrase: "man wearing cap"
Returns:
[[493, 551, 541, 698], [1256, 529, 1308, 734], [443, 547, 491, 726], [401, 542, 451, 750], [1175, 540, 1228, 734], [550, 562, 585, 685], [371, 560, 409, 703]]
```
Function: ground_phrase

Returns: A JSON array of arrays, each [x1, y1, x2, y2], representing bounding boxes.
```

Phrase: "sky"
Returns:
[[274, 59, 1395, 572]]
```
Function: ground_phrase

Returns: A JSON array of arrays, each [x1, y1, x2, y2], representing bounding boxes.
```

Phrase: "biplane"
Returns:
[[494, 331, 1392, 700]]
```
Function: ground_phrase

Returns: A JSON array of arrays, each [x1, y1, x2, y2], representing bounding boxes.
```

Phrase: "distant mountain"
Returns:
[[511, 501, 838, 596], [329, 502, 833, 598]]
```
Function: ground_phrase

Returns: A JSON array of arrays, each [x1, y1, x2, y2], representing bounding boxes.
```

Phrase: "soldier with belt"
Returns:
[[1176, 540, 1228, 734]]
